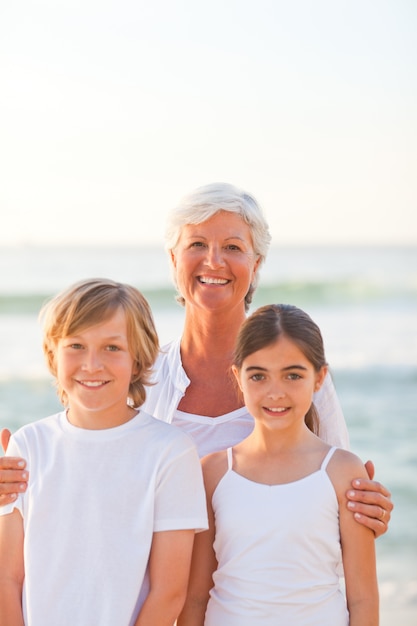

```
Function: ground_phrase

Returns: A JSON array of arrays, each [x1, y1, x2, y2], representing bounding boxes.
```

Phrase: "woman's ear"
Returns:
[[251, 254, 261, 282], [314, 365, 328, 392], [170, 248, 177, 269]]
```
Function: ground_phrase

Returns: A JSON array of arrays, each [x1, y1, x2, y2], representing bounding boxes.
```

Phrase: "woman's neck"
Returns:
[[181, 306, 246, 359], [176, 305, 247, 417]]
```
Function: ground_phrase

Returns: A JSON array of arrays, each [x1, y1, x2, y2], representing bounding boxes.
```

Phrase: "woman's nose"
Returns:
[[204, 245, 224, 268]]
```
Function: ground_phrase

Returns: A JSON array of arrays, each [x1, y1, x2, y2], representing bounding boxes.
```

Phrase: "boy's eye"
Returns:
[[69, 343, 83, 350], [106, 345, 120, 352]]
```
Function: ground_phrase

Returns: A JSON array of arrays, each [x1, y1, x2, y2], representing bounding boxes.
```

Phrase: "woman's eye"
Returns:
[[106, 345, 120, 352], [190, 241, 205, 248], [226, 244, 241, 251]]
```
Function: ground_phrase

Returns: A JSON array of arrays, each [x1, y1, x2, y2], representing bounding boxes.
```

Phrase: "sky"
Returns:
[[0, 0, 416, 247]]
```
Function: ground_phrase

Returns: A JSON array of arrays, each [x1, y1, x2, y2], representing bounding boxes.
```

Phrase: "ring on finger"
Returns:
[[380, 508, 386, 521]]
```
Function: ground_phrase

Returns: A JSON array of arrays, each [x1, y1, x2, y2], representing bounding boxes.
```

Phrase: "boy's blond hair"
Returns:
[[40, 278, 159, 408]]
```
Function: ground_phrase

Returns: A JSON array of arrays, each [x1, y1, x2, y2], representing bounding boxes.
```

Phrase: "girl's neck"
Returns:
[[248, 422, 318, 454]]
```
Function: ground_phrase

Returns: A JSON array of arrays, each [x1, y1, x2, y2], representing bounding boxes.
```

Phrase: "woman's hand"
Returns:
[[0, 429, 28, 506], [346, 460, 393, 538]]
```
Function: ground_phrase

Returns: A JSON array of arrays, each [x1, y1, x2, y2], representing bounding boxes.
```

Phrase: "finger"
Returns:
[[0, 456, 27, 471], [364, 459, 375, 480], [0, 469, 29, 496], [347, 488, 394, 516], [351, 478, 392, 499], [0, 492, 19, 506], [348, 508, 388, 539], [1, 428, 11, 453]]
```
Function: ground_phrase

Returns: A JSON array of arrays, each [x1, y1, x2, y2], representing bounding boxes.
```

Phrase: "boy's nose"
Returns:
[[82, 350, 103, 371]]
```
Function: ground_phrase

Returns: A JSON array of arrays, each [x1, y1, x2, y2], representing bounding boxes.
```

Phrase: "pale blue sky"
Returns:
[[1, 0, 416, 246]]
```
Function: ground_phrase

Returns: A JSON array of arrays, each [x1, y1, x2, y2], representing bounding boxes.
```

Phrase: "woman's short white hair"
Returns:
[[166, 182, 271, 310]]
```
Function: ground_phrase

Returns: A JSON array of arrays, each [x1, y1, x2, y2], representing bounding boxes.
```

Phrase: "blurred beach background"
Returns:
[[0, 244, 416, 624], [1, 1, 416, 623]]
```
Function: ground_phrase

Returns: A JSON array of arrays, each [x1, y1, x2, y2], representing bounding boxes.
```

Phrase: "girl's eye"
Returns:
[[287, 373, 302, 380], [250, 373, 265, 382]]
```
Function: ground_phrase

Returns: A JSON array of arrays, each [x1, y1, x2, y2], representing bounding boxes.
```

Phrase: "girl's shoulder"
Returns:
[[326, 448, 369, 494], [201, 449, 229, 497]]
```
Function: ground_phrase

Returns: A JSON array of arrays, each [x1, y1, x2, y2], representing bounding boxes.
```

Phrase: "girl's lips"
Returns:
[[264, 406, 289, 414]]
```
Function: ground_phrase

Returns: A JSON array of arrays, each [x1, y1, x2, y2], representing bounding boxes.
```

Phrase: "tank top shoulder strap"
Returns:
[[226, 447, 233, 470], [320, 446, 338, 471]]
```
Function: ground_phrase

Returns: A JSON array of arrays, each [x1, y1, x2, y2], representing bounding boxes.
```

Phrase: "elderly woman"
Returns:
[[0, 183, 392, 534]]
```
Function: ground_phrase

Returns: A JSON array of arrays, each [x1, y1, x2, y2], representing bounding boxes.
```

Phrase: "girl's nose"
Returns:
[[267, 384, 286, 399]]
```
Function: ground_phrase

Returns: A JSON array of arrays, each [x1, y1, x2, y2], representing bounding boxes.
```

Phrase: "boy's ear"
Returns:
[[314, 365, 328, 392]]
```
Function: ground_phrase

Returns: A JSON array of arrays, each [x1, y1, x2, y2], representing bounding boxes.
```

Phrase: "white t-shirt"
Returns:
[[143, 339, 350, 457], [1, 410, 208, 626]]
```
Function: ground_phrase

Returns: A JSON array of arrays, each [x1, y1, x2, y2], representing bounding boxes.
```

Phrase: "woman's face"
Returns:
[[171, 211, 260, 314]]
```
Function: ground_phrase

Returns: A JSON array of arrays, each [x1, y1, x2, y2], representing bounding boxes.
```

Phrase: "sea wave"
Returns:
[[1, 279, 416, 314]]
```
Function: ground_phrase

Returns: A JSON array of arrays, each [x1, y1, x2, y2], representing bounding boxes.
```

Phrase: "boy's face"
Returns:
[[55, 307, 138, 429]]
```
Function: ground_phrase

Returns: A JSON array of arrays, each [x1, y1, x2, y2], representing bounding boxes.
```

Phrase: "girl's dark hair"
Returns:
[[233, 304, 328, 435]]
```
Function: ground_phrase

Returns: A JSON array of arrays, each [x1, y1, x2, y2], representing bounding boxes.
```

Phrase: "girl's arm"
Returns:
[[0, 508, 25, 626], [315, 376, 393, 538], [177, 452, 226, 626], [329, 450, 379, 626], [134, 529, 195, 626]]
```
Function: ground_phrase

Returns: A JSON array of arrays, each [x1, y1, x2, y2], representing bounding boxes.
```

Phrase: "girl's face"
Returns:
[[232, 335, 327, 432], [55, 307, 137, 429], [171, 211, 260, 314]]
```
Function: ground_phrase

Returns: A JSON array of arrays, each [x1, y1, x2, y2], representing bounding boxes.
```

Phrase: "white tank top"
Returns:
[[205, 446, 349, 626]]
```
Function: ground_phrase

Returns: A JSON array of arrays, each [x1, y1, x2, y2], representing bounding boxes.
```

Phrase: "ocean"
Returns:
[[0, 243, 416, 624]]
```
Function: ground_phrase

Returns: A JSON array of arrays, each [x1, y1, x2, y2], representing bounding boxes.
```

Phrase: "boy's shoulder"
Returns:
[[139, 409, 197, 450], [11, 411, 64, 439]]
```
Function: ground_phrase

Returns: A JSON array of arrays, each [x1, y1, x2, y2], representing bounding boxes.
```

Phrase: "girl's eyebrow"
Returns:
[[282, 365, 308, 372], [244, 364, 308, 372]]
